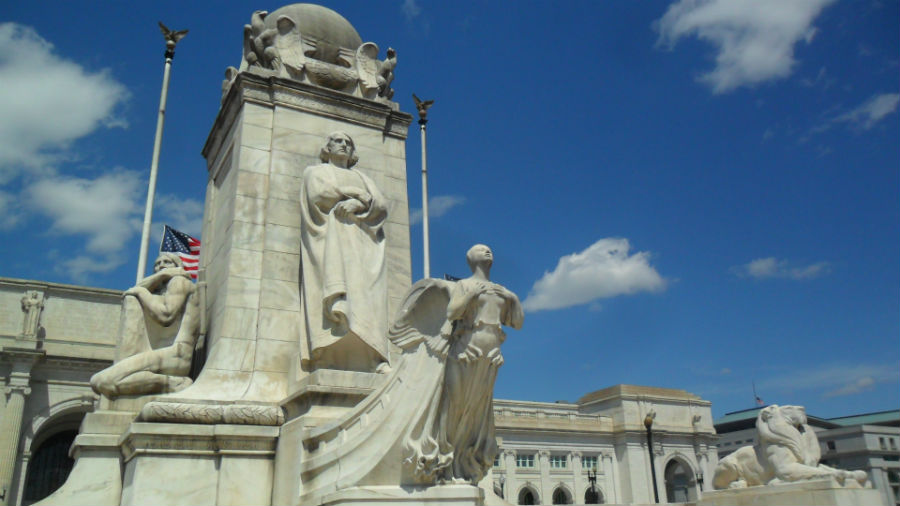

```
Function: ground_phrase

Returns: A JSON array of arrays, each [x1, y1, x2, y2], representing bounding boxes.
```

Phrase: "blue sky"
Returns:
[[1, 1, 897, 419]]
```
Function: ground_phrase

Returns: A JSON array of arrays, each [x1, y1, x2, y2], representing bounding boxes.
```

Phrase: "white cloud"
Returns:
[[409, 194, 465, 225], [0, 23, 128, 180], [733, 257, 830, 280], [25, 170, 144, 253], [756, 362, 897, 398], [694, 361, 898, 399], [402, 0, 422, 21], [825, 376, 876, 398], [834, 93, 900, 130], [61, 254, 127, 282], [154, 194, 204, 238], [656, 0, 835, 93], [0, 190, 22, 230], [523, 238, 667, 312]]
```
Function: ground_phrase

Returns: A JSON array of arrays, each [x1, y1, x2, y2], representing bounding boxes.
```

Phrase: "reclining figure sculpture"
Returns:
[[713, 405, 869, 489], [91, 253, 201, 398]]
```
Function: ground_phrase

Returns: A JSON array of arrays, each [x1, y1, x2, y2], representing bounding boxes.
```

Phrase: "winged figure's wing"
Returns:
[[388, 278, 454, 358], [274, 15, 305, 74], [158, 22, 170, 37], [355, 42, 381, 95]]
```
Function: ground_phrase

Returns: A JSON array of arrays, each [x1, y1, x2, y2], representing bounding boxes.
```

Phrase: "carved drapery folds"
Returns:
[[297, 246, 522, 502], [222, 6, 397, 102], [19, 290, 44, 340]]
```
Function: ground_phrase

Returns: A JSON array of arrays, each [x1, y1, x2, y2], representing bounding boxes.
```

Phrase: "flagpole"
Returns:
[[413, 95, 434, 279], [136, 23, 187, 284], [420, 118, 430, 279]]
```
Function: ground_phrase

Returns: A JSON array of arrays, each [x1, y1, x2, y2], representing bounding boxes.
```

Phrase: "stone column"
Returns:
[[0, 347, 42, 506], [570, 451, 583, 501], [0, 374, 31, 506], [538, 449, 551, 503], [605, 451, 620, 504], [503, 450, 517, 500]]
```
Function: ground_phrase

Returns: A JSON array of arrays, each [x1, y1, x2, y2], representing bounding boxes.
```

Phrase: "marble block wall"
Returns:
[[197, 74, 413, 401]]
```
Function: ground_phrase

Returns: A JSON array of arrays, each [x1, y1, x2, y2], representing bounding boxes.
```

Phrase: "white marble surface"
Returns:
[[90, 254, 200, 398], [299, 132, 389, 373], [713, 405, 869, 489], [699, 477, 887, 506]]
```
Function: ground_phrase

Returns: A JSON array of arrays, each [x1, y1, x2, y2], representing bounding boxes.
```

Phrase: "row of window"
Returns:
[[824, 436, 899, 453], [493, 453, 599, 470], [879, 437, 898, 451], [721, 438, 754, 447]]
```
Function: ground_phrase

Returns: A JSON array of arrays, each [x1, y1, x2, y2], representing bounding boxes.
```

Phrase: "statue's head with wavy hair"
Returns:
[[153, 252, 184, 273], [320, 131, 359, 168]]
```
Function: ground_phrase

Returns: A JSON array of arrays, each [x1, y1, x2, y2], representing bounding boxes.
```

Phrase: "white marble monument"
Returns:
[[700, 405, 882, 506], [32, 3, 532, 505]]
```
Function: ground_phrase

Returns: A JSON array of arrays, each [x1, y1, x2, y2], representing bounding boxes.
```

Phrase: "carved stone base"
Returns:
[[138, 398, 285, 425], [282, 369, 385, 426], [320, 484, 485, 506], [698, 478, 885, 506], [120, 422, 278, 506], [272, 370, 385, 506]]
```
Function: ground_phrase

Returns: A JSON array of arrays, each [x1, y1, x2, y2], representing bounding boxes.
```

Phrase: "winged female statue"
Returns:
[[298, 245, 523, 502]]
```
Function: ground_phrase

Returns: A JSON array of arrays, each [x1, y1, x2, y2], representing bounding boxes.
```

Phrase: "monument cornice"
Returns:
[[120, 422, 279, 462], [203, 72, 413, 167]]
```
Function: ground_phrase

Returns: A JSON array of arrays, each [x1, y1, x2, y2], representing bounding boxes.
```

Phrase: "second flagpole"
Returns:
[[413, 95, 434, 279], [136, 23, 187, 283]]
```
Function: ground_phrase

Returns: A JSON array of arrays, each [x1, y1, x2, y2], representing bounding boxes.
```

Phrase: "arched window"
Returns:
[[552, 486, 572, 504], [584, 486, 604, 504], [518, 487, 537, 505], [664, 458, 697, 503], [22, 430, 78, 505]]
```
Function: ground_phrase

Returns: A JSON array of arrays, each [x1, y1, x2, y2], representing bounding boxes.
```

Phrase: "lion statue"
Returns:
[[712, 405, 869, 490]]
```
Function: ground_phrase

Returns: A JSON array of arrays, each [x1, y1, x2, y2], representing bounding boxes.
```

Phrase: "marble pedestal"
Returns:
[[320, 484, 485, 506], [272, 370, 385, 506], [698, 478, 886, 506], [120, 422, 278, 506], [32, 396, 153, 506]]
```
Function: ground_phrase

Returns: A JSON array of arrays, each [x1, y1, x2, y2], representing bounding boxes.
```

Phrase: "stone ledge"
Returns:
[[120, 422, 279, 462], [321, 484, 484, 506], [698, 478, 884, 506], [282, 369, 385, 421]]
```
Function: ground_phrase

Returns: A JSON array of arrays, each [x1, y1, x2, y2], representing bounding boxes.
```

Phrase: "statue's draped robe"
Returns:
[[297, 278, 523, 502], [300, 162, 389, 368], [433, 278, 524, 482]]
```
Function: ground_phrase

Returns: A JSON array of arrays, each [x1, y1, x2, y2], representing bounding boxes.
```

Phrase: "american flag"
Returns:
[[160, 225, 200, 280]]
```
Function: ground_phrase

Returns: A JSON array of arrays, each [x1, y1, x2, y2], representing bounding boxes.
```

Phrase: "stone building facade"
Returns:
[[0, 278, 117, 506], [715, 407, 900, 506], [493, 385, 718, 504]]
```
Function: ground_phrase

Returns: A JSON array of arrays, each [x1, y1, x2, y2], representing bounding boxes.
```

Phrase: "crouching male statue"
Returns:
[[91, 253, 200, 397]]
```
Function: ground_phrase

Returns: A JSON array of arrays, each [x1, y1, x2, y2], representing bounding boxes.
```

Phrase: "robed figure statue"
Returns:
[[299, 132, 390, 373]]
